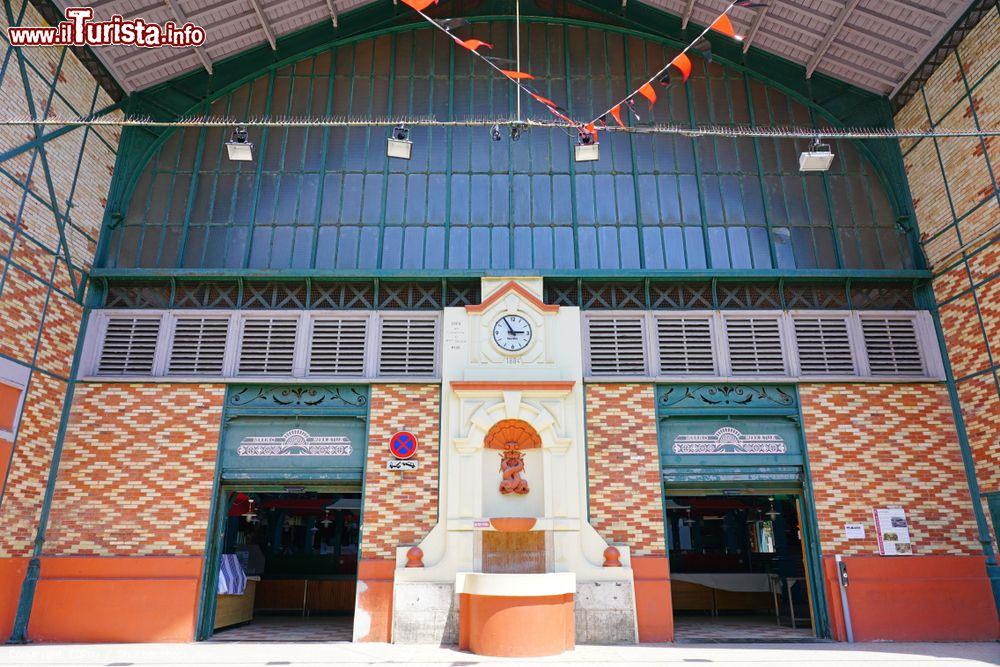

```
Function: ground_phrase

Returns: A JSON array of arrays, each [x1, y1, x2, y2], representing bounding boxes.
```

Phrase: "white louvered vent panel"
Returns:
[[309, 318, 368, 376], [167, 317, 230, 375], [378, 318, 437, 376], [587, 317, 647, 375], [793, 317, 856, 375], [238, 318, 298, 375], [656, 317, 715, 374], [862, 318, 925, 376], [725, 317, 786, 375], [97, 317, 161, 375]]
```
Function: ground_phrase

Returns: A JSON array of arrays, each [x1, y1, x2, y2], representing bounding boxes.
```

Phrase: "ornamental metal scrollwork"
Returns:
[[228, 385, 368, 409], [659, 384, 795, 410]]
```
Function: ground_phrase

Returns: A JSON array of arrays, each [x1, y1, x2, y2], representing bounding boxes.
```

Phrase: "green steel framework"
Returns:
[[899, 2, 1000, 609], [94, 0, 925, 277], [1, 0, 124, 644], [3, 0, 998, 644]]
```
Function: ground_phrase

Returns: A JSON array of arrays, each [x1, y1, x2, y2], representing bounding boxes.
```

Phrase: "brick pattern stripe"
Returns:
[[42, 383, 225, 556], [585, 384, 666, 557], [800, 383, 981, 557], [0, 0, 121, 562], [0, 373, 65, 557], [359, 384, 440, 560]]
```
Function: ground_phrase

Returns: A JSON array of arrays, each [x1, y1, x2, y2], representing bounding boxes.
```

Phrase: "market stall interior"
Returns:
[[210, 491, 360, 641], [666, 495, 817, 642]]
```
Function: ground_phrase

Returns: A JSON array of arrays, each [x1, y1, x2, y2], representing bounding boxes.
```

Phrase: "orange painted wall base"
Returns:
[[458, 592, 574, 657], [0, 557, 28, 640], [823, 555, 999, 642], [632, 556, 673, 641], [353, 558, 394, 642], [28, 557, 203, 643]]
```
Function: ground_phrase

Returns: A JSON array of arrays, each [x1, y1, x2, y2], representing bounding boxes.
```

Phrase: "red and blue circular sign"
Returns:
[[389, 431, 418, 460]]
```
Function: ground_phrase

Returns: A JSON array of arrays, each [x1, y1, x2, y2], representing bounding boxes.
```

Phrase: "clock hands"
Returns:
[[502, 317, 525, 336]]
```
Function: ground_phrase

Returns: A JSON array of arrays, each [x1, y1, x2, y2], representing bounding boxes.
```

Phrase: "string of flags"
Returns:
[[399, 0, 756, 145]]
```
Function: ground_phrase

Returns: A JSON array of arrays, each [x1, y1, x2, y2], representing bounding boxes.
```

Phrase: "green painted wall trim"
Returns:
[[89, 267, 934, 280]]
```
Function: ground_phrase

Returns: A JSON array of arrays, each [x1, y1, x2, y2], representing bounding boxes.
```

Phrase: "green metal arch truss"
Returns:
[[97, 0, 922, 273]]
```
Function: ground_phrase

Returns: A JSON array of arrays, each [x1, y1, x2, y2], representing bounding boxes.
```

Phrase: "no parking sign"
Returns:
[[389, 431, 418, 460]]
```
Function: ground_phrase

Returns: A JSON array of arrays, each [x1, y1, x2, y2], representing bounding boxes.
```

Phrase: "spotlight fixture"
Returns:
[[510, 124, 523, 142], [799, 138, 835, 172], [387, 124, 412, 160], [226, 125, 255, 161], [490, 124, 503, 142], [574, 131, 599, 162]]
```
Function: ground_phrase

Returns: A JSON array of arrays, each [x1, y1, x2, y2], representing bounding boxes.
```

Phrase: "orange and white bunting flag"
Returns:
[[710, 14, 739, 39], [500, 70, 535, 80], [457, 38, 493, 52], [671, 52, 693, 82], [609, 105, 625, 127], [401, 0, 438, 11], [638, 82, 657, 109]]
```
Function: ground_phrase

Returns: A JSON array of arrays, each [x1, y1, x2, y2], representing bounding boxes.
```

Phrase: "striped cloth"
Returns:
[[217, 553, 247, 595]]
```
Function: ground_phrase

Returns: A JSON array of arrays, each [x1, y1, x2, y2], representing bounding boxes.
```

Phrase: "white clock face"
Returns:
[[492, 314, 533, 353]]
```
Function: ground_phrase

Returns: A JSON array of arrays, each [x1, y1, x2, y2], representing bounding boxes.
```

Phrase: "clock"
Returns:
[[492, 314, 533, 353]]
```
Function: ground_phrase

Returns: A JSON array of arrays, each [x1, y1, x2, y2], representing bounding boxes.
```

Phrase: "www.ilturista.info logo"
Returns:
[[7, 7, 206, 48]]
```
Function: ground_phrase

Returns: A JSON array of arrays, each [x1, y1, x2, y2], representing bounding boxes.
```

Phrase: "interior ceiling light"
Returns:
[[387, 124, 412, 160], [575, 131, 599, 162], [226, 125, 255, 161], [766, 496, 780, 519], [799, 137, 835, 172]]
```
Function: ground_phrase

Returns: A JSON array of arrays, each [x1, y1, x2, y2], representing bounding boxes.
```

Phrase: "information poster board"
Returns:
[[873, 507, 912, 555]]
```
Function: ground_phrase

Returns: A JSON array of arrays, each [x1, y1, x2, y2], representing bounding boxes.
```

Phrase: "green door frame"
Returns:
[[654, 383, 830, 639], [663, 484, 828, 638], [196, 481, 364, 640], [194, 383, 372, 641]]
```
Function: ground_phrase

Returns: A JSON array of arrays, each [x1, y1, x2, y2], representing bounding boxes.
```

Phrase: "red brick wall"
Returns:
[[0, 373, 67, 557], [42, 383, 226, 557], [896, 8, 999, 508], [585, 384, 665, 557], [0, 0, 120, 569], [359, 384, 441, 560], [800, 383, 981, 557]]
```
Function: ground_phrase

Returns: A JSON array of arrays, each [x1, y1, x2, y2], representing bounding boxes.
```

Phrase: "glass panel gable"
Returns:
[[103, 23, 913, 273]]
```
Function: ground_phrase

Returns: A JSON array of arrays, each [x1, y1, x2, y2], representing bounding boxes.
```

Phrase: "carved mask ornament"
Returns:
[[484, 419, 542, 497], [499, 446, 529, 495]]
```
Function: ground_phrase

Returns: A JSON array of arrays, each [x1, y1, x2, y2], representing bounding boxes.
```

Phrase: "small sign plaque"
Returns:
[[844, 523, 865, 539], [386, 459, 419, 471], [873, 507, 912, 555]]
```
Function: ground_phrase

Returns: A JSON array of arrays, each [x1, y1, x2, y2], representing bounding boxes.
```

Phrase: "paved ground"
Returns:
[[0, 641, 996, 667]]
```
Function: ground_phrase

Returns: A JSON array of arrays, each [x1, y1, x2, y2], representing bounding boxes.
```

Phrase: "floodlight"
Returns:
[[226, 126, 255, 161], [387, 124, 412, 160], [799, 139, 835, 172]]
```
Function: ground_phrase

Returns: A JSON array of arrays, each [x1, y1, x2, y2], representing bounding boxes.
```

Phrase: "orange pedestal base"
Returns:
[[458, 592, 575, 657]]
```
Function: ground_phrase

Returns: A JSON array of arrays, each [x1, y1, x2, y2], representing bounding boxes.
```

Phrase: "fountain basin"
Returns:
[[488, 517, 537, 532], [456, 572, 576, 657]]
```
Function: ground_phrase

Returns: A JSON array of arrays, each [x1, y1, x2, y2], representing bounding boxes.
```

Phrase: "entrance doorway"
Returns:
[[206, 489, 361, 642], [666, 493, 817, 642]]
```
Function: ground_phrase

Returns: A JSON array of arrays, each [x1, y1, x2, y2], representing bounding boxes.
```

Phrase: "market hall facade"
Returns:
[[0, 0, 998, 647]]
